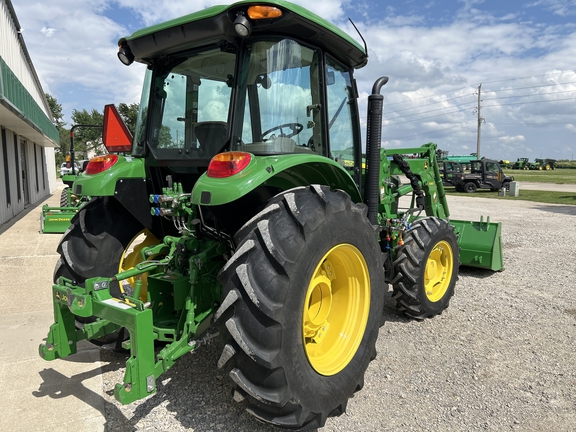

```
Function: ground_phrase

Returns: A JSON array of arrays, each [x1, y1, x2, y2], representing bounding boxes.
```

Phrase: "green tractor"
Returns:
[[532, 158, 557, 170], [512, 157, 531, 170], [39, 1, 503, 429]]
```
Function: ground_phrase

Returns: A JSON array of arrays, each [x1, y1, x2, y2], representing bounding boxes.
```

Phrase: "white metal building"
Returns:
[[0, 0, 59, 227]]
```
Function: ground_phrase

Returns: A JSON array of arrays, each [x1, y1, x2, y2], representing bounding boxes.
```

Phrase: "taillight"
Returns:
[[207, 152, 251, 178], [85, 154, 119, 175]]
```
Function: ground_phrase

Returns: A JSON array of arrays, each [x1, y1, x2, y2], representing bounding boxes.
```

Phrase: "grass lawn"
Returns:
[[444, 186, 576, 206], [502, 168, 576, 184]]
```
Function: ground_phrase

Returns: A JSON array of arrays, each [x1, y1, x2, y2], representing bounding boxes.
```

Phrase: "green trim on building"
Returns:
[[0, 56, 59, 144]]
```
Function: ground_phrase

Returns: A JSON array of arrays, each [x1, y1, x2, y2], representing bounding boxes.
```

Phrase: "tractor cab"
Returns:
[[127, 4, 364, 191]]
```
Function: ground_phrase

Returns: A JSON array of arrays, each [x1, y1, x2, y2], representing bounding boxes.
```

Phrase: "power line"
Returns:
[[490, 122, 574, 126], [483, 89, 576, 101], [386, 120, 476, 141], [486, 80, 576, 93], [481, 70, 574, 85], [385, 85, 472, 107], [483, 96, 576, 107], [386, 92, 476, 114], [386, 107, 473, 126], [387, 101, 477, 119]]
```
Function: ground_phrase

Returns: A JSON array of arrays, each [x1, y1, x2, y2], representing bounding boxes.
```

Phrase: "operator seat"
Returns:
[[194, 121, 228, 157]]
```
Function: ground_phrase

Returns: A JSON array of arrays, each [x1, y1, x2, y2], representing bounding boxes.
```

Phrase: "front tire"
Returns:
[[391, 217, 459, 320], [215, 185, 384, 430]]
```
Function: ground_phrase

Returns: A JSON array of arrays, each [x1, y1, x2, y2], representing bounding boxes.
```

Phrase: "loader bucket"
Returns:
[[40, 205, 77, 233], [450, 216, 503, 272]]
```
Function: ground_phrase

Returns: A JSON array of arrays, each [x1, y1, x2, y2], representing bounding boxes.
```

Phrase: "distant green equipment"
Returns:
[[40, 124, 100, 233]]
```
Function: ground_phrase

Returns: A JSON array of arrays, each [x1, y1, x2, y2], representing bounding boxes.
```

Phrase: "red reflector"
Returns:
[[85, 154, 119, 175], [103, 104, 133, 152], [207, 152, 251, 178]]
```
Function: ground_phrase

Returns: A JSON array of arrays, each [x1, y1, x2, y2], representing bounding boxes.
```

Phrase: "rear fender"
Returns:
[[72, 156, 152, 228], [191, 154, 361, 206], [72, 156, 146, 196]]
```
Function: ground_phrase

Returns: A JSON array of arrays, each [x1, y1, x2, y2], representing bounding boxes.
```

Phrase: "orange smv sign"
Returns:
[[102, 104, 133, 152]]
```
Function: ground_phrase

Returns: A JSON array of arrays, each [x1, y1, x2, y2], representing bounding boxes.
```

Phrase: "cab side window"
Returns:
[[326, 56, 357, 173]]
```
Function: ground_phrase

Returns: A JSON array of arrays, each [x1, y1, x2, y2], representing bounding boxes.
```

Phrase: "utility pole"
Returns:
[[476, 83, 483, 159]]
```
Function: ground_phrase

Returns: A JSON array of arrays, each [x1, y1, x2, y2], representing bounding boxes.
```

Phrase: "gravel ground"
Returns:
[[100, 194, 576, 431]]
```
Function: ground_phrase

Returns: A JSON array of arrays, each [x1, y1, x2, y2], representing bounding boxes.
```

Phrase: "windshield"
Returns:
[[232, 39, 323, 156], [133, 38, 360, 165], [138, 45, 235, 160]]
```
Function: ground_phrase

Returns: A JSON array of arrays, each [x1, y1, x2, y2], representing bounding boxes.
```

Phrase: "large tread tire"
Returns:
[[54, 197, 144, 344], [215, 185, 384, 430], [391, 217, 459, 320]]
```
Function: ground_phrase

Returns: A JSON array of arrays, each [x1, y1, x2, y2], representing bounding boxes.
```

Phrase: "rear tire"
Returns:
[[215, 185, 384, 430], [54, 197, 144, 344], [391, 217, 459, 319]]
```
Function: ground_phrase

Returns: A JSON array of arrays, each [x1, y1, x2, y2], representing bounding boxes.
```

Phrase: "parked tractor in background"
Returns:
[[511, 157, 531, 170], [39, 2, 503, 429], [532, 158, 557, 170], [454, 158, 513, 193]]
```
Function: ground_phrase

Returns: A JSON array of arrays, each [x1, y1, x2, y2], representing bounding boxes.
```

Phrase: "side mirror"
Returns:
[[103, 104, 133, 153], [256, 74, 272, 89]]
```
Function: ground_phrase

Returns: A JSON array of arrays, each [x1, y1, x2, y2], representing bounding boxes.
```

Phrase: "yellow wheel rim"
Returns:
[[424, 240, 454, 302], [302, 244, 370, 376], [118, 229, 160, 301]]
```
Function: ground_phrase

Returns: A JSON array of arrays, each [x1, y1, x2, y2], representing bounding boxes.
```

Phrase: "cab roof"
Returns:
[[119, 0, 367, 69]]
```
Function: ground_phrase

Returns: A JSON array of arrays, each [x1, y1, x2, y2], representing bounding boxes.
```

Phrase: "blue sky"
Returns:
[[12, 0, 576, 161]]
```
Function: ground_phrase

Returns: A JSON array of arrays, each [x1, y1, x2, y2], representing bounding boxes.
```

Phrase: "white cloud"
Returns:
[[498, 135, 526, 143], [41, 27, 56, 37]]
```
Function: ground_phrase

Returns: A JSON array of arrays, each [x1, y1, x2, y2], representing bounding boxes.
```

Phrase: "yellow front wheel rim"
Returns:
[[424, 240, 454, 302], [302, 244, 370, 376]]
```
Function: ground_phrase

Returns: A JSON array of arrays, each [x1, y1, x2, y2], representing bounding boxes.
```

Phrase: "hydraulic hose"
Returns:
[[365, 76, 389, 225]]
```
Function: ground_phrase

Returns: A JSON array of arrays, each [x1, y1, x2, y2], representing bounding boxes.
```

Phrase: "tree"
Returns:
[[46, 94, 65, 129], [46, 93, 70, 166], [118, 102, 139, 136], [71, 108, 104, 159]]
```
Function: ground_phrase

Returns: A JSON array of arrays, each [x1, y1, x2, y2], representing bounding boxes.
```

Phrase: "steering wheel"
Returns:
[[261, 123, 303, 142]]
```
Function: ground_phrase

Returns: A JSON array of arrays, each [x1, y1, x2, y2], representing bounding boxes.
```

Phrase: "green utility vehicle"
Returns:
[[39, 2, 503, 429]]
